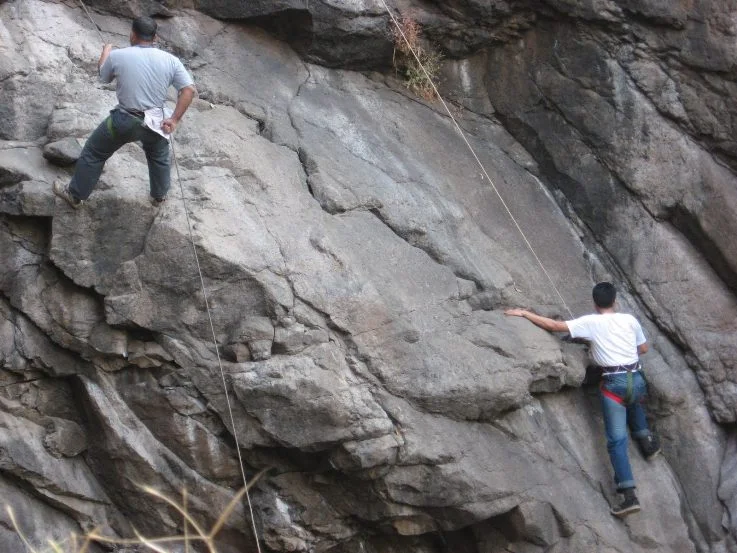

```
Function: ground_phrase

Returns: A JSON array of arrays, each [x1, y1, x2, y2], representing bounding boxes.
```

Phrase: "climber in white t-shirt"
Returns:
[[505, 282, 661, 518], [566, 311, 646, 367]]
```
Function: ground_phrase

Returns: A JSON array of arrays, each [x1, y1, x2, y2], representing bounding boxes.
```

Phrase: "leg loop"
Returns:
[[624, 371, 634, 405], [600, 381, 626, 405]]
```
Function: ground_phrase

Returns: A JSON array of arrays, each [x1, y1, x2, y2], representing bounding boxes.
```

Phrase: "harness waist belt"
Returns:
[[601, 361, 641, 376], [120, 107, 145, 118]]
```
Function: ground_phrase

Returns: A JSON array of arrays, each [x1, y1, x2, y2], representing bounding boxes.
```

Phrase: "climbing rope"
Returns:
[[76, 0, 105, 43], [377, 0, 575, 319], [73, 3, 265, 552], [170, 139, 264, 553]]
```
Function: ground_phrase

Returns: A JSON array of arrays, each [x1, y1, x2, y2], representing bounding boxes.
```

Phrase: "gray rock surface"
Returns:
[[482, 15, 737, 423], [43, 137, 84, 166], [0, 1, 735, 553]]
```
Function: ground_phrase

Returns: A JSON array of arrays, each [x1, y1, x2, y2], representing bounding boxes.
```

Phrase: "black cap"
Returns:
[[132, 16, 158, 41]]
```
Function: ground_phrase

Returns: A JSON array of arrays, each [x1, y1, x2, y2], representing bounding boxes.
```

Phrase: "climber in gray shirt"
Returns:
[[54, 16, 196, 209]]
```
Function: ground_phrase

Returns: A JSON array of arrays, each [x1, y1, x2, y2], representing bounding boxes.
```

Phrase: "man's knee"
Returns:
[[77, 144, 110, 167], [608, 433, 628, 447], [82, 129, 119, 161]]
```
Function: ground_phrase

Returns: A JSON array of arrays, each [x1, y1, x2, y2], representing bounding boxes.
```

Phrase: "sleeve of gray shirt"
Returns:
[[99, 52, 115, 83], [171, 56, 194, 90]]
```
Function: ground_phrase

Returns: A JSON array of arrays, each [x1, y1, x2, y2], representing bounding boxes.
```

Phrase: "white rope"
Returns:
[[378, 0, 575, 319], [170, 138, 264, 553], [76, 0, 105, 43]]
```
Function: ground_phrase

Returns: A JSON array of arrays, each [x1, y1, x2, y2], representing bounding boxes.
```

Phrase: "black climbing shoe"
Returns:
[[637, 434, 661, 461], [53, 179, 83, 209], [151, 196, 166, 207], [611, 488, 641, 518]]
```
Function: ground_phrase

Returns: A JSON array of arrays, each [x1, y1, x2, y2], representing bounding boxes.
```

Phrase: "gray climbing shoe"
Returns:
[[637, 434, 661, 461], [53, 179, 83, 209], [611, 488, 641, 518]]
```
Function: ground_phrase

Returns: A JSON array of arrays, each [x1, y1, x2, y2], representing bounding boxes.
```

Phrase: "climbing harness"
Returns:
[[377, 0, 575, 320], [599, 362, 642, 405], [74, 4, 264, 552], [600, 361, 641, 377]]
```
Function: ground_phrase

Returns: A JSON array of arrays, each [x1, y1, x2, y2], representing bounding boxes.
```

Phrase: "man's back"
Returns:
[[566, 312, 645, 367], [99, 46, 192, 112]]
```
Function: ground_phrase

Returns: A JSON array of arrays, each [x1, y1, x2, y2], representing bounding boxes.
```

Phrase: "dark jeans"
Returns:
[[600, 371, 651, 490], [69, 109, 170, 200]]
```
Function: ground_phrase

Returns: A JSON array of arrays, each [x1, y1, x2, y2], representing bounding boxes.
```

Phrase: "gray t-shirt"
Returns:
[[99, 45, 194, 111]]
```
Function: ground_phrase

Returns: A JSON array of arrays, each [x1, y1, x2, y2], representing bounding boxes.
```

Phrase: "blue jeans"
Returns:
[[69, 109, 170, 201], [600, 371, 651, 490]]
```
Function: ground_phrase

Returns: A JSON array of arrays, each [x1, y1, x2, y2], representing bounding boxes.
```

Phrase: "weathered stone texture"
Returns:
[[0, 1, 735, 552]]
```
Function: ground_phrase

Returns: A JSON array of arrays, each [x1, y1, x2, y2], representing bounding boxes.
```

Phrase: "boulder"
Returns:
[[43, 137, 84, 166], [43, 417, 88, 458], [232, 345, 394, 450]]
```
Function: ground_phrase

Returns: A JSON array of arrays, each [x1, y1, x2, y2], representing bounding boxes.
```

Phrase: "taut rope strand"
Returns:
[[76, 0, 105, 43], [378, 0, 574, 318], [170, 138, 264, 553]]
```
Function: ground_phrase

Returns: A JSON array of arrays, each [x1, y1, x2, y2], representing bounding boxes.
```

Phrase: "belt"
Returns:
[[120, 107, 145, 118], [601, 361, 641, 376]]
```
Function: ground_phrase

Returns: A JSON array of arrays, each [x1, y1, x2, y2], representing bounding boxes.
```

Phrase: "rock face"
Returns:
[[0, 1, 735, 553]]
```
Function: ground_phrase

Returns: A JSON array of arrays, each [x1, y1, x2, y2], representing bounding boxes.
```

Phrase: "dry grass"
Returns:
[[391, 16, 443, 101], [8, 468, 267, 553]]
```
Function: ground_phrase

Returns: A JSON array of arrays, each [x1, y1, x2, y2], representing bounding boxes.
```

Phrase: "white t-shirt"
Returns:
[[565, 313, 646, 367]]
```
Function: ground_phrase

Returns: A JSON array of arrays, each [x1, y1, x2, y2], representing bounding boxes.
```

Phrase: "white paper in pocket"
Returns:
[[144, 107, 173, 140]]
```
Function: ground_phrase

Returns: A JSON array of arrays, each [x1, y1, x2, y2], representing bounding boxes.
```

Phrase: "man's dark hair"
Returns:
[[132, 16, 158, 41], [592, 282, 616, 308]]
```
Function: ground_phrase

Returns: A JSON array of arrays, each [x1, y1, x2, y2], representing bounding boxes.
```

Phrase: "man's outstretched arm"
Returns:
[[504, 308, 569, 333]]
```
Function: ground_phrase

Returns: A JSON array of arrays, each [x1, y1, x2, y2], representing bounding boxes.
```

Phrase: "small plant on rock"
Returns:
[[390, 16, 443, 101]]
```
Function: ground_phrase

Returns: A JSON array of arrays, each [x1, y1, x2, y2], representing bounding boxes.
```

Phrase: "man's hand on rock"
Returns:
[[504, 308, 528, 317]]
